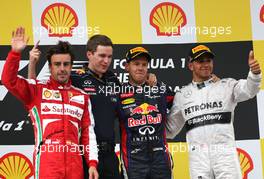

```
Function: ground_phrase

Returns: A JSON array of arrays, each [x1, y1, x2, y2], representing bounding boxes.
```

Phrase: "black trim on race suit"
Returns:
[[186, 112, 231, 132]]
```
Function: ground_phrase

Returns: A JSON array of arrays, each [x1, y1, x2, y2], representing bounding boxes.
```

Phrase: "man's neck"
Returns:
[[129, 80, 145, 86], [88, 64, 103, 78], [192, 76, 210, 83]]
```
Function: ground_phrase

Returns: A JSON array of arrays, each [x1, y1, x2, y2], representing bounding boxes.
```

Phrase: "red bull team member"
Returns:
[[1, 27, 98, 179], [166, 45, 262, 179], [71, 35, 122, 179], [116, 47, 174, 179]]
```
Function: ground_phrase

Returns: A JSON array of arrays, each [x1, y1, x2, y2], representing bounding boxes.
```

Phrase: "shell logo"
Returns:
[[149, 2, 187, 36], [0, 152, 33, 179], [237, 148, 254, 179], [260, 5, 264, 23], [43, 90, 52, 98], [41, 3, 79, 37]]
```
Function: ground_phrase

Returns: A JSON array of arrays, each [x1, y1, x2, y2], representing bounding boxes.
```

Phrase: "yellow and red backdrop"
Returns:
[[0, 0, 264, 178]]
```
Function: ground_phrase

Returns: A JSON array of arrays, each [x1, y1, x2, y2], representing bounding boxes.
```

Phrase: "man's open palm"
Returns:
[[11, 27, 29, 53]]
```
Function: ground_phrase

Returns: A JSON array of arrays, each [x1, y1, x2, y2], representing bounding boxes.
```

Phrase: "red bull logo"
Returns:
[[130, 106, 144, 115], [130, 103, 159, 115], [128, 117, 146, 127], [128, 114, 162, 127], [146, 104, 159, 113], [147, 114, 162, 124]]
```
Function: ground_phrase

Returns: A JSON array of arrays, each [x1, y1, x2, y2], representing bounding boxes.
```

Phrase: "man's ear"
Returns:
[[188, 62, 193, 71], [125, 62, 129, 72], [48, 64, 51, 72], [86, 51, 92, 59]]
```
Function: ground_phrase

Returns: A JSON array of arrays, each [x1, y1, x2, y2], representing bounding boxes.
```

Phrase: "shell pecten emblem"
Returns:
[[237, 148, 254, 179], [260, 5, 264, 23], [0, 152, 33, 179], [149, 2, 187, 36], [41, 3, 78, 37], [43, 89, 52, 98]]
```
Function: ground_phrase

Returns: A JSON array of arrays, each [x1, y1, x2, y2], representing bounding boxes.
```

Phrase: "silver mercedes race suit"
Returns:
[[166, 71, 261, 179]]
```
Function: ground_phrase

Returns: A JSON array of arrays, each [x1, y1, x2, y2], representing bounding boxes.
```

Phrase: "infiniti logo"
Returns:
[[84, 80, 92, 85], [139, 125, 155, 135]]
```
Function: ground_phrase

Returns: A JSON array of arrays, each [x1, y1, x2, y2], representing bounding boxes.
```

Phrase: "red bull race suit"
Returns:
[[116, 82, 174, 179]]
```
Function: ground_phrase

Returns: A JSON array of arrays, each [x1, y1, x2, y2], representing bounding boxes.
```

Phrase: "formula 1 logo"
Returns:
[[0, 61, 29, 101], [0, 120, 26, 131]]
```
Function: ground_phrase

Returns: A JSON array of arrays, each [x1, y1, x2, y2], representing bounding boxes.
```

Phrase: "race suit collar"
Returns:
[[87, 68, 102, 78], [86, 68, 107, 83], [49, 77, 72, 90], [192, 78, 213, 89], [127, 81, 147, 87]]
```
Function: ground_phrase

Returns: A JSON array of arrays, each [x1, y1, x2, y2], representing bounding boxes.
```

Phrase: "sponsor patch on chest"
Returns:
[[42, 88, 62, 101], [41, 103, 83, 120], [70, 95, 85, 104]]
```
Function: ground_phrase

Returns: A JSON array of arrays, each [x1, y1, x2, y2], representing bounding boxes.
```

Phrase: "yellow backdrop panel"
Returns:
[[169, 142, 190, 179], [0, 1, 33, 45], [86, 0, 142, 44], [195, 0, 252, 43]]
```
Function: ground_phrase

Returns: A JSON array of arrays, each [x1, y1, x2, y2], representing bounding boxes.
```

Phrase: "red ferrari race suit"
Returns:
[[1, 51, 98, 179]]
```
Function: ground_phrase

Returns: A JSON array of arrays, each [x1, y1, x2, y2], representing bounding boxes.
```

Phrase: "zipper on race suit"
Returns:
[[61, 87, 69, 177]]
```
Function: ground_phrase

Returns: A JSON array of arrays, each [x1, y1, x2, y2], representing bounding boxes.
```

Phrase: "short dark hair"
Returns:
[[86, 34, 113, 52], [46, 41, 75, 65]]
